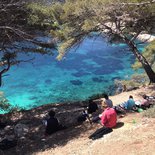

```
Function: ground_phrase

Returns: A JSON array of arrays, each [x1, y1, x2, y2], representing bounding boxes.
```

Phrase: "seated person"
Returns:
[[140, 94, 150, 109], [120, 95, 137, 111], [87, 100, 98, 114], [78, 100, 98, 124], [135, 94, 151, 110], [144, 94, 155, 100], [99, 103, 117, 128], [143, 94, 155, 106], [89, 102, 117, 140], [102, 94, 113, 108], [44, 110, 66, 136]]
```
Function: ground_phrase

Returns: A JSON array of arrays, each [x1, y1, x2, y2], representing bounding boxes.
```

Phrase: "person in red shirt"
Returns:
[[100, 106, 117, 128], [89, 102, 117, 140]]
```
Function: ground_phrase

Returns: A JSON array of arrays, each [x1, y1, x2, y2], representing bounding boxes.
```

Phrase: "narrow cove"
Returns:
[[0, 35, 145, 113]]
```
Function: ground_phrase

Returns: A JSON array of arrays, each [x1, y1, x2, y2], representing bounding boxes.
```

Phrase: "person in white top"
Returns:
[[102, 94, 113, 108]]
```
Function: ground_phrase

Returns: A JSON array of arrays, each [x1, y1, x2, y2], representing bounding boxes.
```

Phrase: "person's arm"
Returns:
[[42, 119, 47, 126], [99, 114, 102, 118], [100, 112, 107, 126], [44, 121, 47, 126], [133, 105, 138, 111]]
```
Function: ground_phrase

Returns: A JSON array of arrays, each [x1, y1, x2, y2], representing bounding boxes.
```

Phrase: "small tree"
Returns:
[[0, 92, 10, 111]]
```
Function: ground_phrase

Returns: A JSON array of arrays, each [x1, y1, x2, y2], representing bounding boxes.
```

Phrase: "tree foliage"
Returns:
[[35, 0, 155, 58], [133, 40, 155, 69], [28, 0, 155, 82], [29, 0, 155, 58], [0, 0, 56, 86], [0, 92, 10, 111]]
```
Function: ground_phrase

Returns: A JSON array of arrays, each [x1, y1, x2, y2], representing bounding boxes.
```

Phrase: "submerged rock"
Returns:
[[70, 80, 83, 85], [14, 123, 29, 137], [72, 71, 90, 77], [92, 77, 103, 83], [45, 79, 52, 84]]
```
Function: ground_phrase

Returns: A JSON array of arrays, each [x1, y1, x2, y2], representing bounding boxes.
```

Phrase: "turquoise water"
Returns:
[[0, 36, 145, 112]]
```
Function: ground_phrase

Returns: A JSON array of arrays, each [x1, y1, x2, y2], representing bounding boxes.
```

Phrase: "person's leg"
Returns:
[[141, 105, 146, 110], [85, 114, 92, 124], [92, 116, 100, 123], [147, 104, 151, 108], [114, 106, 126, 114]]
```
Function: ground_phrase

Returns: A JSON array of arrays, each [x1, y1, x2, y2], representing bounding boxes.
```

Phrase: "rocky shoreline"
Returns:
[[0, 84, 155, 154]]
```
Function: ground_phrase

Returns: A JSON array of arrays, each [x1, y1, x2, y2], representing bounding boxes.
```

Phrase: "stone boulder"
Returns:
[[14, 123, 29, 137]]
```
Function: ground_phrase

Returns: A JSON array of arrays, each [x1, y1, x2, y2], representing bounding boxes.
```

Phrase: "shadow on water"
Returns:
[[72, 70, 91, 77], [55, 51, 124, 75], [92, 77, 104, 83], [70, 80, 83, 85]]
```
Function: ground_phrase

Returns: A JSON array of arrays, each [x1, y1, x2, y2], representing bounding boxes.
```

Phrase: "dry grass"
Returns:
[[143, 105, 155, 118]]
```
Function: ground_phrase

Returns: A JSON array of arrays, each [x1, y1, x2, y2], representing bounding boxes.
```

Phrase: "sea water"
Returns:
[[0, 35, 145, 112]]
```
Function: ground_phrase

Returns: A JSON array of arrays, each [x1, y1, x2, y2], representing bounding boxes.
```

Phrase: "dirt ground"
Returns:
[[1, 85, 155, 155], [36, 114, 155, 155]]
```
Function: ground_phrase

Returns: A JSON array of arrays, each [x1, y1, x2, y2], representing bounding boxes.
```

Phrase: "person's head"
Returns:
[[104, 94, 109, 99], [102, 101, 108, 110], [88, 99, 94, 104], [48, 110, 55, 117], [129, 95, 133, 99], [142, 94, 147, 99]]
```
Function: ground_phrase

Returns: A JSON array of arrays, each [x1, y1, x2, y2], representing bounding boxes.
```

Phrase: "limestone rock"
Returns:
[[14, 123, 29, 137]]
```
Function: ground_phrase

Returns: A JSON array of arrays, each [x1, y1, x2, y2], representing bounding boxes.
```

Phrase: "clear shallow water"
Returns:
[[0, 36, 145, 112]]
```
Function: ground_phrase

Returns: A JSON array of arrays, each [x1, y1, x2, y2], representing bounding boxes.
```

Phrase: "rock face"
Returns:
[[14, 123, 29, 137], [137, 34, 155, 42]]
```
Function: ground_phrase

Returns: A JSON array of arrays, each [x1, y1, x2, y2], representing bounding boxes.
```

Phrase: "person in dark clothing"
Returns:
[[44, 110, 66, 135], [87, 100, 98, 114], [77, 100, 98, 124]]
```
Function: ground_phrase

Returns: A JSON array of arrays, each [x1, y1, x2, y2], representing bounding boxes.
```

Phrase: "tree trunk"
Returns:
[[124, 36, 155, 83], [0, 58, 11, 86]]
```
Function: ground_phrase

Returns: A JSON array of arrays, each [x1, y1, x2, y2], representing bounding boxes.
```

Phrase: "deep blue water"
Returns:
[[0, 36, 145, 112]]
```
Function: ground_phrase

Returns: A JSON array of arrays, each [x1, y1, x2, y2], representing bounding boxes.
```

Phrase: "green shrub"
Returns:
[[115, 73, 149, 92], [9, 106, 25, 114], [0, 95, 11, 111], [132, 40, 155, 70]]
